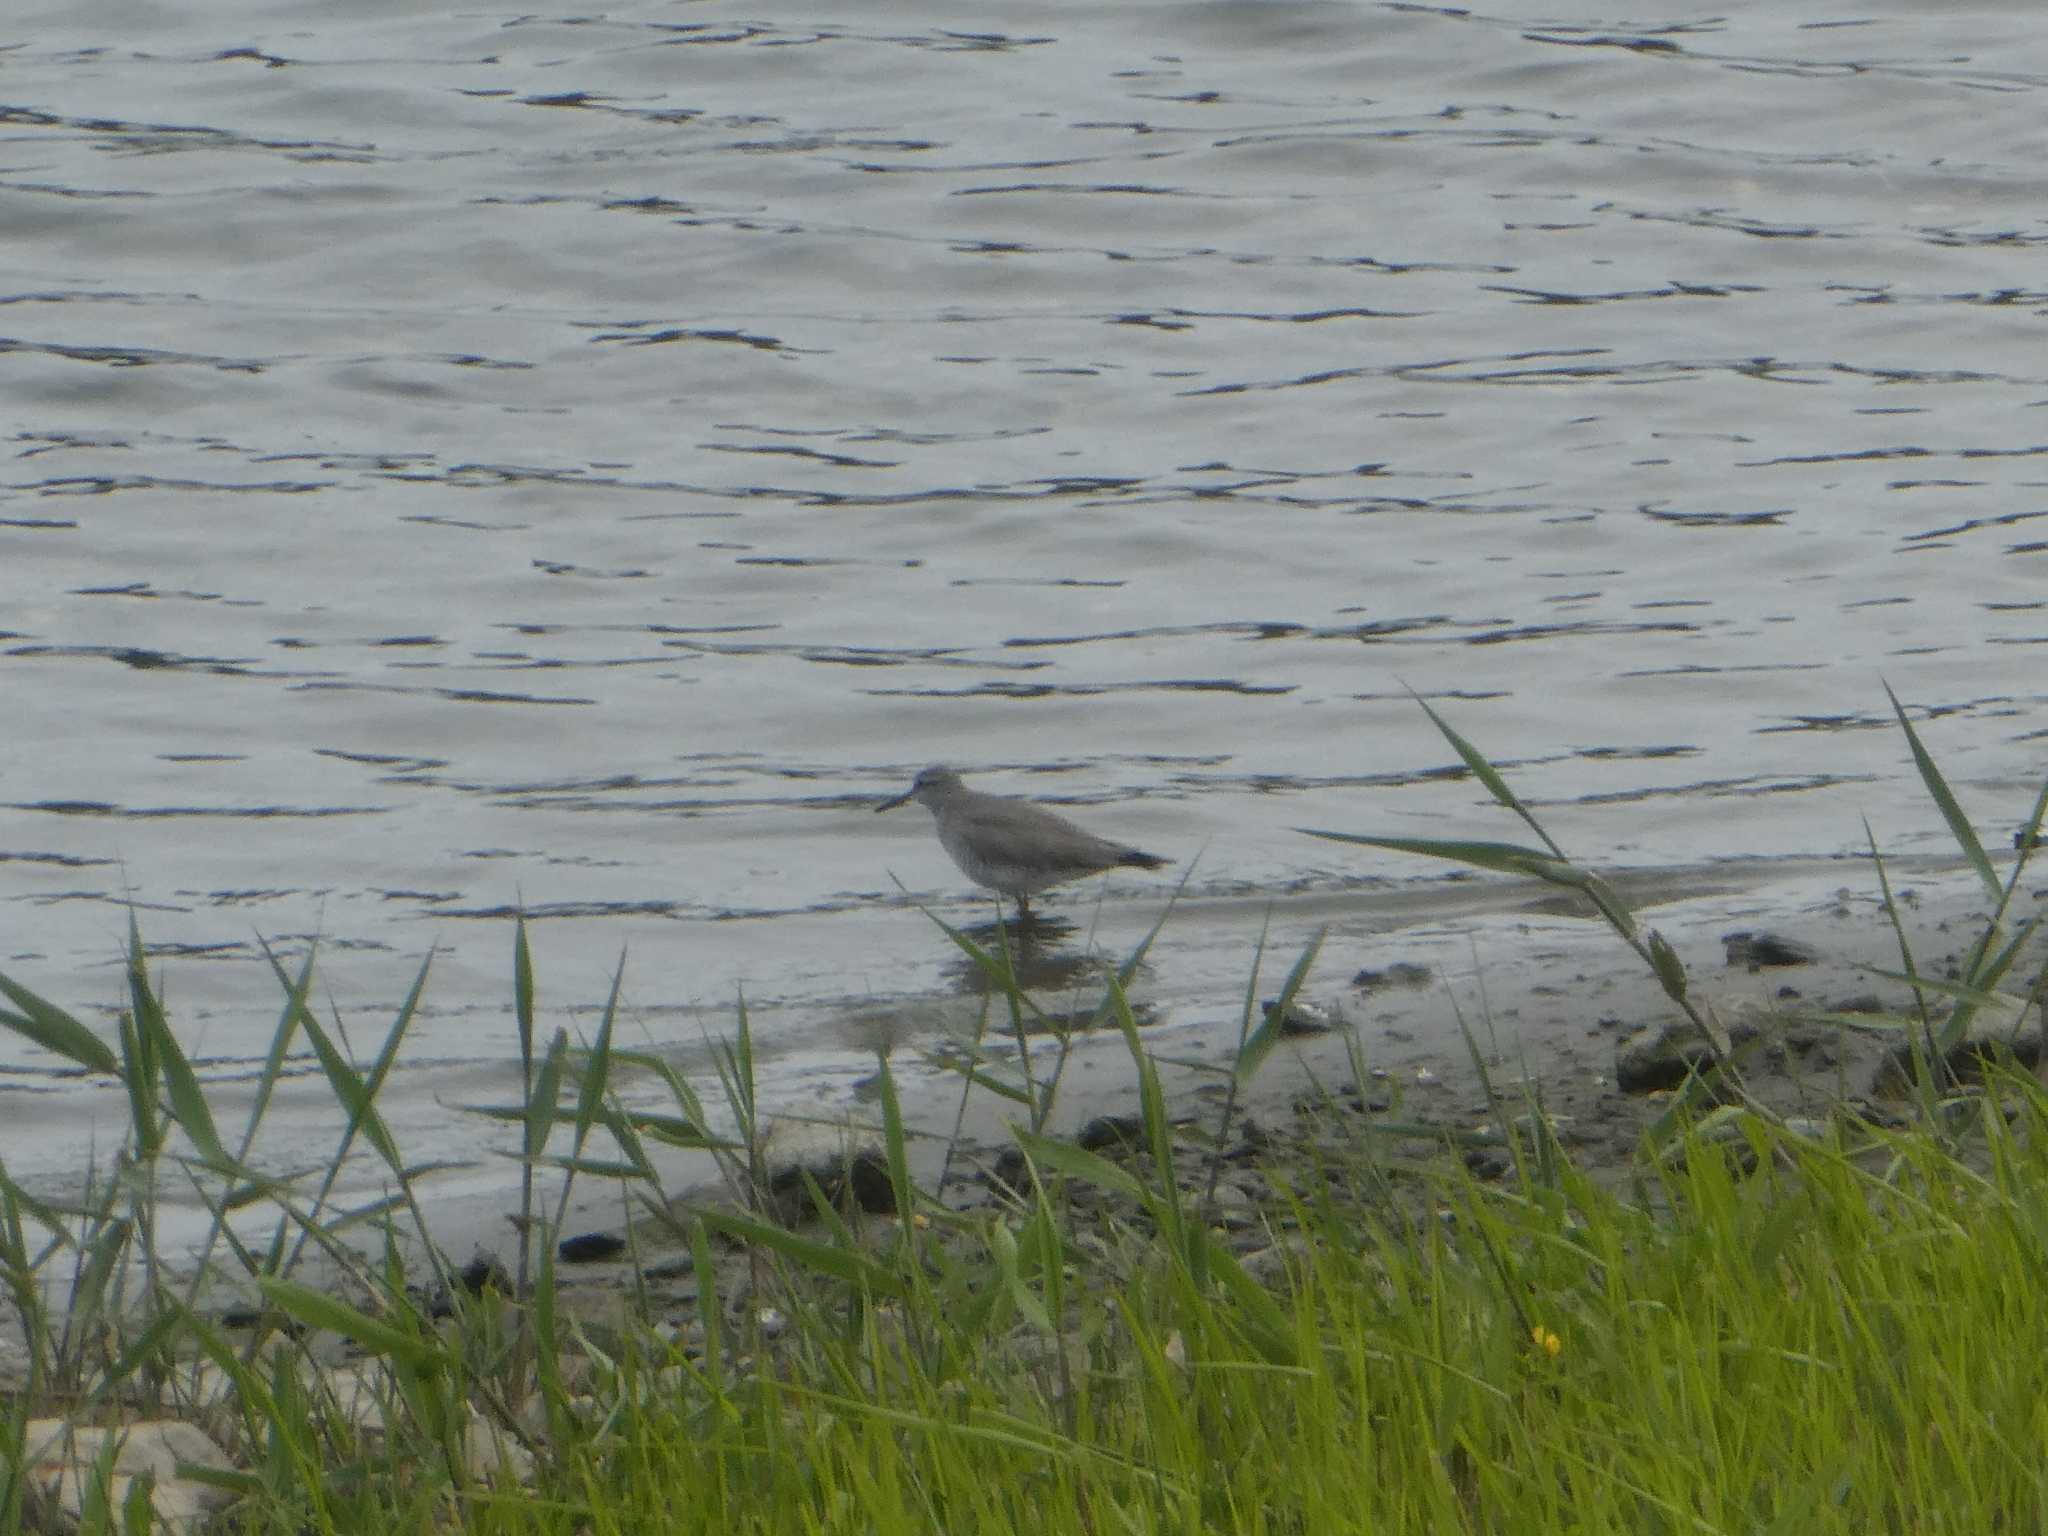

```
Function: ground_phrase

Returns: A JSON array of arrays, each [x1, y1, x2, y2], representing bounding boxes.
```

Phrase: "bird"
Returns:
[[875, 765, 1170, 922]]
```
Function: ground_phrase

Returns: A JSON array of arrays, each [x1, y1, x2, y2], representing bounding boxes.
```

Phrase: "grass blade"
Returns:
[[691, 1206, 906, 1295], [257, 1277, 445, 1370], [1885, 681, 2000, 908], [128, 922, 227, 1171], [1411, 690, 1568, 859], [1009, 1132, 1148, 1203], [1295, 831, 1568, 880], [1235, 926, 1326, 1087], [0, 973, 118, 1076]]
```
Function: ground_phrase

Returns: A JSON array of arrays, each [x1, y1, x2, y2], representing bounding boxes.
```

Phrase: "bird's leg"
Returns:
[[1014, 893, 1033, 928]]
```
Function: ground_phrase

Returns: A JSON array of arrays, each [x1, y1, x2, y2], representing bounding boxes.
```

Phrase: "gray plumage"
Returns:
[[876, 765, 1168, 918]]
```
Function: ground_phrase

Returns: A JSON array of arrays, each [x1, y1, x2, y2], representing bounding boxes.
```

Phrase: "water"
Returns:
[[3, 0, 2044, 1222]]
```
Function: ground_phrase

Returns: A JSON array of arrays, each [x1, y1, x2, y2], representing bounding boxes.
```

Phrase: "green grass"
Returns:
[[1, 690, 2044, 1533], [550, 1107, 2048, 1534]]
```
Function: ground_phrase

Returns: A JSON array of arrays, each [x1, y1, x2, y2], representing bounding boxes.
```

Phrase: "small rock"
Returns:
[[1615, 1022, 1724, 1094], [23, 1419, 236, 1535], [1206, 1184, 1260, 1230], [760, 1117, 895, 1219], [1463, 1148, 1512, 1181], [215, 1304, 303, 1338], [461, 1407, 536, 1485], [1262, 997, 1342, 1036], [415, 1253, 512, 1317], [989, 1145, 1031, 1194], [458, 1253, 511, 1295], [1077, 1114, 1148, 1154], [1353, 962, 1433, 994], [320, 1361, 392, 1437], [1869, 994, 2044, 1098], [1240, 1234, 1316, 1285], [557, 1231, 628, 1264], [1722, 931, 1818, 970]]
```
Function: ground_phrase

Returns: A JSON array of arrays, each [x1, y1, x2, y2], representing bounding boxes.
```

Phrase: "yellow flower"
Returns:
[[1531, 1324, 1562, 1358]]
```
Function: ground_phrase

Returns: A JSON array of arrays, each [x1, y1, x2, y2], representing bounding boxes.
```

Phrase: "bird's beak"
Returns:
[[875, 787, 915, 813]]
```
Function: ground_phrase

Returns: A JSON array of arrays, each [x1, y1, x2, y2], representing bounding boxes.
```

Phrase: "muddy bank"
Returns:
[[504, 851, 2043, 1313]]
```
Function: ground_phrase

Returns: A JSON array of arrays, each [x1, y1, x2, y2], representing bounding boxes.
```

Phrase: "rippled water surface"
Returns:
[[4, 1, 2045, 1208]]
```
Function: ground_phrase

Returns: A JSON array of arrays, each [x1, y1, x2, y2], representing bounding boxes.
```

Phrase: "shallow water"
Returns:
[[3, 1, 2045, 1223]]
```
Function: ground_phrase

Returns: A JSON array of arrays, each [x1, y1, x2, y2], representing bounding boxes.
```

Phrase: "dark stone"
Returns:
[[413, 1253, 512, 1318], [457, 1254, 511, 1295], [1352, 962, 1433, 994], [1077, 1114, 1148, 1154], [1722, 931, 1818, 970], [1614, 1021, 1747, 1095], [558, 1231, 628, 1264], [845, 1149, 898, 1213], [1870, 1023, 2043, 1099], [990, 1146, 1031, 1194], [218, 1305, 305, 1338], [1320, 1081, 1391, 1114], [767, 1146, 897, 1218], [1463, 1149, 1511, 1181], [1615, 1038, 1707, 1093]]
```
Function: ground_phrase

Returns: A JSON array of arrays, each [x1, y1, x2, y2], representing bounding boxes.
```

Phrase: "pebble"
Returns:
[[1262, 997, 1343, 1036]]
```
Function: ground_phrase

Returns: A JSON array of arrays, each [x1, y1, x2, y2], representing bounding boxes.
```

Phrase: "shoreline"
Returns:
[[417, 847, 2036, 1296], [0, 846, 2029, 1338]]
